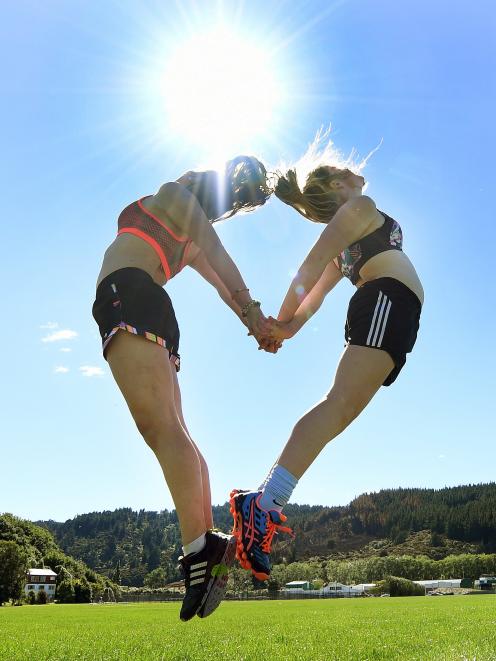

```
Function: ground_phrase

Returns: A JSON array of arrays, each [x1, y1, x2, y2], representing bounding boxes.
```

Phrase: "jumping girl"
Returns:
[[92, 156, 271, 619], [230, 138, 424, 581]]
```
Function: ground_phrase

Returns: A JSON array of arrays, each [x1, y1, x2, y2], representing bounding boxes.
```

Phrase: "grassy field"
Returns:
[[1, 596, 495, 660]]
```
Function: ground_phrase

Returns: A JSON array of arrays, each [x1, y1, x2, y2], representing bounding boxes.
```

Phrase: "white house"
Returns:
[[414, 579, 463, 592], [283, 580, 313, 592], [25, 568, 57, 601], [351, 583, 377, 594], [322, 582, 369, 596]]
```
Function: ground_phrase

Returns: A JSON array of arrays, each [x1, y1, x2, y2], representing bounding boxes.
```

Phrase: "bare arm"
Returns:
[[270, 260, 343, 339], [277, 196, 379, 322], [189, 248, 245, 325], [149, 182, 267, 333]]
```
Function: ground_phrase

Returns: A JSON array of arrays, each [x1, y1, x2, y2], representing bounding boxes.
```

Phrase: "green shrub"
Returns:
[[73, 578, 92, 603], [143, 567, 167, 588], [0, 541, 29, 605], [27, 590, 36, 605], [384, 576, 425, 597], [56, 579, 75, 603], [36, 588, 48, 604]]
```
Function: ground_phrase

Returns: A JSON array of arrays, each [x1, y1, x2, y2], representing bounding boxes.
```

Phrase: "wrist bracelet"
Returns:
[[232, 287, 249, 300], [241, 300, 261, 317]]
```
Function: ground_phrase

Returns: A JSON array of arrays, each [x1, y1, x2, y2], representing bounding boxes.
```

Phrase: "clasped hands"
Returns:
[[246, 309, 296, 354]]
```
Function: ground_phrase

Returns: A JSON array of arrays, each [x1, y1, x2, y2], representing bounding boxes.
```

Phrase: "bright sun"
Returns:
[[160, 26, 281, 159]]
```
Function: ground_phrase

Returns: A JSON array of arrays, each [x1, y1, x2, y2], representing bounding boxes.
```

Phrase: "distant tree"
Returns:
[[0, 541, 28, 605], [56, 579, 75, 603], [36, 588, 48, 604], [143, 567, 167, 588], [430, 532, 444, 547], [73, 578, 92, 603], [267, 579, 280, 598], [227, 568, 252, 595], [111, 560, 121, 585], [27, 590, 36, 605], [384, 576, 425, 597]]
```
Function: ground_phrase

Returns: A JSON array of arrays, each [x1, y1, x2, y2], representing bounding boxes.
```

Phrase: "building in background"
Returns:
[[25, 568, 57, 601]]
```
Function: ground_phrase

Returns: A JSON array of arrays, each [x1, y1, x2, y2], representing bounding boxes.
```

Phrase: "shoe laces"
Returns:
[[260, 514, 293, 554]]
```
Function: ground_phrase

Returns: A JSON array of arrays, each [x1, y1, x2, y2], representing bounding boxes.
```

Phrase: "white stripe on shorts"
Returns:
[[366, 291, 392, 347], [376, 299, 392, 347]]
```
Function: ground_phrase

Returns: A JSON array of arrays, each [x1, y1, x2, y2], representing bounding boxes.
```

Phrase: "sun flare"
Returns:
[[160, 26, 282, 159]]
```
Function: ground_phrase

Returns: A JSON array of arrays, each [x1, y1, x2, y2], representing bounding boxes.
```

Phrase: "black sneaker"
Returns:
[[179, 530, 236, 621]]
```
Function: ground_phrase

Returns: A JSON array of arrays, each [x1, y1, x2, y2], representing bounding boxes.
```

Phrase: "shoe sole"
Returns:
[[229, 489, 270, 581], [196, 535, 236, 619]]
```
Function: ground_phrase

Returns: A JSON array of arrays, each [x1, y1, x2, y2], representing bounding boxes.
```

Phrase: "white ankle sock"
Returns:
[[182, 533, 206, 557], [259, 464, 298, 513]]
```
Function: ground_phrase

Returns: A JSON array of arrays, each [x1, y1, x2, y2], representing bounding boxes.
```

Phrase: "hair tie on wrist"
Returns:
[[241, 300, 261, 317]]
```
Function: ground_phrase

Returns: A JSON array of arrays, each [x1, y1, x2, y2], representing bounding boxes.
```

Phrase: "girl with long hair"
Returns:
[[230, 135, 424, 581]]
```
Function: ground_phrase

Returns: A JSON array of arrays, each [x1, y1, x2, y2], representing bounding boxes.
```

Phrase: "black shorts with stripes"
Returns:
[[345, 277, 421, 386]]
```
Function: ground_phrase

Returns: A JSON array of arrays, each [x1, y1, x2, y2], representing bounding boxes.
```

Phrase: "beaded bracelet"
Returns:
[[241, 300, 261, 318]]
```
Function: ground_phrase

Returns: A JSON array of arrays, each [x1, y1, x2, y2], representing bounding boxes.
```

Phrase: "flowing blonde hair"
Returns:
[[274, 127, 379, 223]]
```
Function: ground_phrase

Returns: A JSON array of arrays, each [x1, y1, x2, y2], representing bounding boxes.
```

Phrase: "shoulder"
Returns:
[[333, 196, 381, 234], [147, 181, 206, 235], [341, 195, 377, 219], [152, 181, 192, 210]]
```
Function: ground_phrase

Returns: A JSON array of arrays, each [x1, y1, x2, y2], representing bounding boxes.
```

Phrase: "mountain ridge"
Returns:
[[36, 482, 496, 586]]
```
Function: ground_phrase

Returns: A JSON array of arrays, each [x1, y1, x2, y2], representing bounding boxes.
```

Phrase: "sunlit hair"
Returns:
[[185, 155, 272, 222], [274, 127, 379, 223]]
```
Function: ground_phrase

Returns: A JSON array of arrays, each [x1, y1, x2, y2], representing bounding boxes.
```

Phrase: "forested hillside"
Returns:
[[39, 483, 496, 586], [0, 514, 116, 598]]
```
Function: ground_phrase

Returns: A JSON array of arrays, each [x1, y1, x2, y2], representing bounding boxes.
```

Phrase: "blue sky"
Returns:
[[1, 0, 494, 522]]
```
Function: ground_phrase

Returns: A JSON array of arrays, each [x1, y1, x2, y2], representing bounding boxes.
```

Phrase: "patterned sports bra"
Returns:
[[335, 211, 403, 285], [117, 197, 192, 282]]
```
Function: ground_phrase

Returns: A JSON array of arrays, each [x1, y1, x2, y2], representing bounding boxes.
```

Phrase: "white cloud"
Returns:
[[54, 366, 69, 374], [42, 329, 78, 343], [40, 322, 59, 330], [80, 365, 104, 378], [60, 347, 72, 353]]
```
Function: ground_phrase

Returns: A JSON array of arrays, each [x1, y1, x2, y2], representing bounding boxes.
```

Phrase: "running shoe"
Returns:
[[229, 489, 293, 581], [179, 530, 236, 621]]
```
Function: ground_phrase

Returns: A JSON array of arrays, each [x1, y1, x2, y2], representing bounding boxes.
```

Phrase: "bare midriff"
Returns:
[[96, 233, 167, 288], [355, 250, 424, 304]]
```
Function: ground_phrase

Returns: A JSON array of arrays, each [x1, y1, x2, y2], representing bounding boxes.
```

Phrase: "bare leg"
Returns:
[[277, 344, 395, 479], [106, 331, 206, 545], [170, 363, 214, 530]]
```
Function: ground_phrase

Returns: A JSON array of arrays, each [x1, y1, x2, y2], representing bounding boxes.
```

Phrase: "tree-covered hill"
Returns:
[[275, 482, 496, 562], [0, 513, 116, 599], [38, 482, 496, 587]]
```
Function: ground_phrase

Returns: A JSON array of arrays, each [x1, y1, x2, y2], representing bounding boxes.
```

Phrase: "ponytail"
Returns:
[[274, 167, 340, 223]]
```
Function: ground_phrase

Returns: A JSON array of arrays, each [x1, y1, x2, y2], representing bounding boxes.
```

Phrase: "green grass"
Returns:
[[1, 597, 496, 660]]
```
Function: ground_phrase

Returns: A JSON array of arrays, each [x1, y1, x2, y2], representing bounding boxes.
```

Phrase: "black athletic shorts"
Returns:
[[345, 277, 421, 386], [92, 267, 181, 371]]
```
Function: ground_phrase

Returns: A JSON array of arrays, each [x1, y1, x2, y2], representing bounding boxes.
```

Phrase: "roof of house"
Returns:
[[285, 581, 310, 586], [27, 568, 57, 577]]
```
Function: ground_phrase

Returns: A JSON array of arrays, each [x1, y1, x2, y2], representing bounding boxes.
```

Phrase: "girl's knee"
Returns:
[[132, 404, 181, 450], [325, 390, 363, 428]]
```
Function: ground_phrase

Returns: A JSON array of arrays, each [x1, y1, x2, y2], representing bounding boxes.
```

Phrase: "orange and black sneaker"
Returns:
[[229, 489, 293, 581]]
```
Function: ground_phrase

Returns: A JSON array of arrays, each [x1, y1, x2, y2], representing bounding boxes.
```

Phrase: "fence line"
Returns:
[[117, 591, 367, 603]]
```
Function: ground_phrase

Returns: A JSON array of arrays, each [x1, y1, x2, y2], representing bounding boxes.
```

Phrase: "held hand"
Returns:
[[244, 304, 272, 338], [246, 330, 283, 353], [256, 334, 283, 354], [267, 316, 297, 341]]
